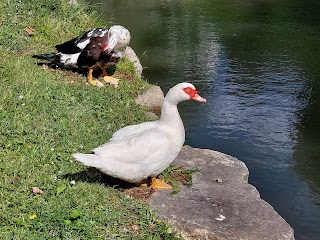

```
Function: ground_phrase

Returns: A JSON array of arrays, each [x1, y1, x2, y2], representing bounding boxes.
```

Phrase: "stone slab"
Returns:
[[148, 146, 295, 240]]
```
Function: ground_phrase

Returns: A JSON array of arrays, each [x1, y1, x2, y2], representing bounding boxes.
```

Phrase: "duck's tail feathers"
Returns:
[[32, 53, 57, 62], [72, 153, 105, 169]]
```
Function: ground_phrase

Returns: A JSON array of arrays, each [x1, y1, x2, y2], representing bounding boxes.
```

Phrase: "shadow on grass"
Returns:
[[62, 168, 135, 190], [35, 61, 87, 75], [32, 57, 117, 79], [62, 169, 156, 200]]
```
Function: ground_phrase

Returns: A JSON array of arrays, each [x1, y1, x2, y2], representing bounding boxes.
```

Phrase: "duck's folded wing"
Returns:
[[93, 128, 171, 164], [110, 121, 156, 142], [55, 28, 108, 54]]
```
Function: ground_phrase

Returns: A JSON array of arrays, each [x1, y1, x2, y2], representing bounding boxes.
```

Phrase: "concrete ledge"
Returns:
[[148, 146, 295, 240]]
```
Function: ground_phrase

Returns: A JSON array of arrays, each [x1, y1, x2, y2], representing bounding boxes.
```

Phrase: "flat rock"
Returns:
[[148, 146, 295, 240]]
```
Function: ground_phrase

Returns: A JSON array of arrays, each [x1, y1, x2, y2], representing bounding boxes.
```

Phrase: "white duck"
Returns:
[[73, 82, 206, 189]]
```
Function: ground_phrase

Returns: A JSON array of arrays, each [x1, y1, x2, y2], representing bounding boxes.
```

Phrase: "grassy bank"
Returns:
[[0, 0, 179, 238]]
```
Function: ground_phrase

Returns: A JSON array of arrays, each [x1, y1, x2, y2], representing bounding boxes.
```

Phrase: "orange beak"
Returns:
[[191, 93, 207, 102]]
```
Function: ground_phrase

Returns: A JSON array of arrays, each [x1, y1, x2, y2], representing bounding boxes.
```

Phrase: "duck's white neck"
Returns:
[[159, 100, 184, 132]]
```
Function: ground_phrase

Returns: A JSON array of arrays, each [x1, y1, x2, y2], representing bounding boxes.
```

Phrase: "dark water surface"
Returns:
[[89, 0, 320, 239]]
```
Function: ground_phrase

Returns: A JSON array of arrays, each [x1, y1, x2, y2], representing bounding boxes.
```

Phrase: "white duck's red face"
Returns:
[[183, 86, 207, 102], [165, 82, 206, 104]]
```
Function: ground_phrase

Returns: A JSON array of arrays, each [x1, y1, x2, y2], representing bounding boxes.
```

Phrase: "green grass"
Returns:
[[0, 0, 181, 239], [159, 166, 198, 194]]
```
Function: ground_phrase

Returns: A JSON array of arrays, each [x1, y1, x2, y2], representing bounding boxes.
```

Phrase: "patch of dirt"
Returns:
[[170, 172, 191, 185], [124, 187, 155, 201]]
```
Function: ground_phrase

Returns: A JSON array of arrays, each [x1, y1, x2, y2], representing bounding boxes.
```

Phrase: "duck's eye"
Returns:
[[184, 87, 191, 94]]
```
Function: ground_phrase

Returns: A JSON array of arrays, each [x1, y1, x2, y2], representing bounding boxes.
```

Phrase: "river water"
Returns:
[[88, 0, 320, 239]]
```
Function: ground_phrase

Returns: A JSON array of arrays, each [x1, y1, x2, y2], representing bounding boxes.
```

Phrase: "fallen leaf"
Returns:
[[40, 64, 48, 71], [29, 214, 37, 220], [32, 186, 44, 195], [14, 176, 21, 180], [64, 220, 72, 225], [69, 209, 82, 220], [56, 185, 67, 195], [131, 224, 140, 234], [26, 26, 35, 36]]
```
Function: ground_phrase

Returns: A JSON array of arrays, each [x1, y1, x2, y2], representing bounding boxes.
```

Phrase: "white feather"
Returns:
[[76, 39, 90, 50], [57, 52, 80, 68]]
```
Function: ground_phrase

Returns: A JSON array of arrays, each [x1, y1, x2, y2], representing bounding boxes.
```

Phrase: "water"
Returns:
[[89, 0, 320, 239]]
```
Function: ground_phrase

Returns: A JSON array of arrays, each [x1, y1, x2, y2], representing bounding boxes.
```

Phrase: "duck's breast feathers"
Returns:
[[77, 37, 105, 67], [93, 128, 172, 164]]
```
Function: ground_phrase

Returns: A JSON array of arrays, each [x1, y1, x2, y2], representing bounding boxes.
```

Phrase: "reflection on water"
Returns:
[[89, 0, 320, 238]]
